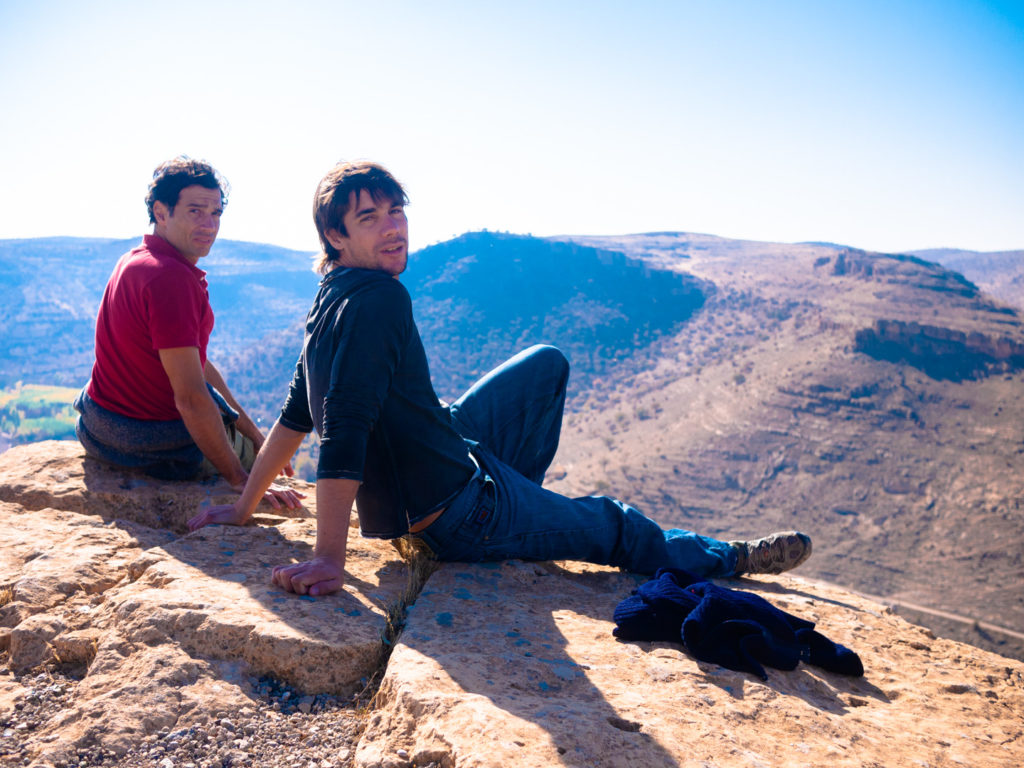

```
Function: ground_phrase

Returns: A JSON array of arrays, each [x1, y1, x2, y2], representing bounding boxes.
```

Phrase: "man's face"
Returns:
[[327, 190, 408, 276], [153, 185, 223, 264]]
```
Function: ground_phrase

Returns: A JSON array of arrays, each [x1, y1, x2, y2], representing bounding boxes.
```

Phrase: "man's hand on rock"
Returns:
[[271, 556, 345, 597], [262, 482, 304, 510], [228, 477, 305, 510], [187, 503, 250, 531]]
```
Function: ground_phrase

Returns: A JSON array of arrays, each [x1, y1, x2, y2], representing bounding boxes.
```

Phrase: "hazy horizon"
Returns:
[[1, 229, 1020, 259]]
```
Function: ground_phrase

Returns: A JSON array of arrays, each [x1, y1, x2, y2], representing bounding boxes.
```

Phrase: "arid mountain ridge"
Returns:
[[1, 232, 1022, 660], [544, 232, 1024, 659]]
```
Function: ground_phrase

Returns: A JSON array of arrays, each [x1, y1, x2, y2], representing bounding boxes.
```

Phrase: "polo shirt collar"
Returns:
[[143, 234, 208, 279]]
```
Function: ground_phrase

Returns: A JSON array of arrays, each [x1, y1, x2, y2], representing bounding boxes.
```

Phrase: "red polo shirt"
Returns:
[[86, 234, 215, 421]]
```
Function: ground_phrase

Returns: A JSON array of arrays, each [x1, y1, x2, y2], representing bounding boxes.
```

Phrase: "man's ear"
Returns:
[[325, 229, 348, 253], [152, 200, 170, 225]]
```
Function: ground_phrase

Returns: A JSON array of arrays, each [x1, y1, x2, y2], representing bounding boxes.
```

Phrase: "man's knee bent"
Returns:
[[517, 344, 570, 383]]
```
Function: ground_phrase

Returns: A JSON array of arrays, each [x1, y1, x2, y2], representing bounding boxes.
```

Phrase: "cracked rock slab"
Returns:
[[109, 519, 409, 695], [0, 501, 171, 664], [357, 561, 1024, 768], [0, 442, 414, 764]]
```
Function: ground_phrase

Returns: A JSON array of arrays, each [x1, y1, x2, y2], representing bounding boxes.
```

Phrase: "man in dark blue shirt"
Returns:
[[188, 162, 812, 596]]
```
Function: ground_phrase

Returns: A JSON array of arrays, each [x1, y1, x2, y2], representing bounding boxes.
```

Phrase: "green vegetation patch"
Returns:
[[0, 383, 80, 444]]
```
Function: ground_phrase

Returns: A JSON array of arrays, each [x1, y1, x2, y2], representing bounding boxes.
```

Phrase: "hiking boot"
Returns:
[[729, 531, 812, 575]]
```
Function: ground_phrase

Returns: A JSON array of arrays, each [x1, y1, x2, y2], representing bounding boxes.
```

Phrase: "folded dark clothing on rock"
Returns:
[[613, 568, 864, 680]]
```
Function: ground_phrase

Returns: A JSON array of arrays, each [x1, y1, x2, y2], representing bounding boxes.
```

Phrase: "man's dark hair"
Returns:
[[313, 161, 409, 274], [145, 156, 228, 224]]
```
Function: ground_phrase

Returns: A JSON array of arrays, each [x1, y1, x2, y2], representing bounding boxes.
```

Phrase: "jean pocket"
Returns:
[[470, 476, 497, 527], [452, 477, 500, 554]]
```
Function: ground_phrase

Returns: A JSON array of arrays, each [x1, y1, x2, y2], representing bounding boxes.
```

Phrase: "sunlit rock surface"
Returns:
[[1, 442, 1022, 768]]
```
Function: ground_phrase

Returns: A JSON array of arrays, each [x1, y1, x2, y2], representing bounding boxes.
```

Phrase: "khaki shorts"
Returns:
[[199, 422, 257, 478]]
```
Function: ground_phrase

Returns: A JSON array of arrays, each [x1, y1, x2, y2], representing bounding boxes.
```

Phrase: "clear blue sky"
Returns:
[[1, 0, 1021, 254]]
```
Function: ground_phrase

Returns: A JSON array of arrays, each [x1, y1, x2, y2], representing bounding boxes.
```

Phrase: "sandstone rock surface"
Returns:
[[2, 441, 1023, 768], [1, 442, 410, 765], [358, 560, 1024, 768]]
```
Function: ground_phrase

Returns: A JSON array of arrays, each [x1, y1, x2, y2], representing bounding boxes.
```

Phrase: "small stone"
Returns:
[[160, 758, 174, 768]]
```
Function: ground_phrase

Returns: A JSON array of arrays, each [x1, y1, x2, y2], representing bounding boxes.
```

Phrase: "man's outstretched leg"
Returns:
[[417, 446, 812, 578]]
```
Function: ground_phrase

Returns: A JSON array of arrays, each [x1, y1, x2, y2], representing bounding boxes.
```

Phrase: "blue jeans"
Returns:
[[418, 345, 740, 578]]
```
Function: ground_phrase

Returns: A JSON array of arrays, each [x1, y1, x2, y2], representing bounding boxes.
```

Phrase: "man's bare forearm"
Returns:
[[204, 359, 263, 445], [160, 347, 247, 485], [175, 388, 248, 485], [314, 478, 358, 567]]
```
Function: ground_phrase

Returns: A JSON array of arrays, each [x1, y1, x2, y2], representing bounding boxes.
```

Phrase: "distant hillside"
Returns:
[[404, 232, 708, 399], [0, 236, 319, 391], [912, 247, 1024, 309], [545, 232, 1024, 658]]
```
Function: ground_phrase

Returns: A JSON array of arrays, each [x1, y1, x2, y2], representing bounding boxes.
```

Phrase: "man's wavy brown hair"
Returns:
[[145, 156, 227, 224]]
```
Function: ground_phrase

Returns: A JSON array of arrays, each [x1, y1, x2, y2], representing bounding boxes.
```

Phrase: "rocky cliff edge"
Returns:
[[1, 441, 1021, 767]]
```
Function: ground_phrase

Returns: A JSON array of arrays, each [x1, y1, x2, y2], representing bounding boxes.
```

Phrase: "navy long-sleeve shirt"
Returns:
[[279, 267, 476, 538]]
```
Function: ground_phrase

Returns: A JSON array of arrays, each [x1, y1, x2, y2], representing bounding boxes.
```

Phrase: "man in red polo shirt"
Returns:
[[75, 157, 299, 507]]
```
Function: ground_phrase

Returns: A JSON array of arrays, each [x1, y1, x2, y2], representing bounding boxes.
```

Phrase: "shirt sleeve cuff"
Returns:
[[278, 415, 313, 433], [315, 468, 363, 481]]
